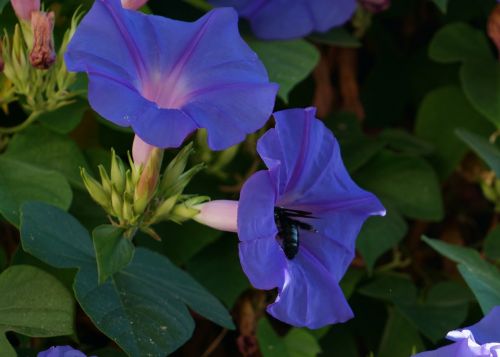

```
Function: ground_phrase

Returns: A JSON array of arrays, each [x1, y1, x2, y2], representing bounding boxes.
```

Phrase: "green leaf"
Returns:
[[308, 28, 361, 48], [428, 23, 492, 63], [379, 129, 434, 156], [357, 206, 408, 272], [423, 236, 500, 314], [397, 281, 469, 342], [456, 129, 500, 177], [248, 38, 320, 101], [0, 0, 9, 15], [415, 86, 493, 179], [359, 273, 417, 304], [431, 0, 448, 13], [188, 237, 250, 307], [92, 225, 135, 285], [284, 329, 321, 357], [4, 126, 90, 188], [257, 318, 288, 357], [0, 265, 75, 357], [378, 308, 424, 357], [354, 151, 444, 221], [340, 268, 365, 299], [484, 226, 500, 261], [38, 99, 88, 134], [20, 202, 234, 357], [0, 157, 72, 226], [460, 59, 500, 128]]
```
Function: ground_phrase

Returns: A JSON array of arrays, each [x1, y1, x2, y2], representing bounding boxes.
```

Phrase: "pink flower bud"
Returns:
[[132, 135, 156, 166], [121, 0, 148, 10], [29, 11, 56, 70], [359, 0, 390, 13], [10, 0, 40, 22], [194, 200, 238, 233]]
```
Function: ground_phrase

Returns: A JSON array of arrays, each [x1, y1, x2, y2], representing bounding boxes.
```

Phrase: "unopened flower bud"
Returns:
[[193, 200, 238, 233], [359, 0, 390, 13], [29, 11, 56, 70], [111, 185, 123, 217], [11, 0, 40, 22], [111, 149, 126, 194], [98, 164, 112, 195], [81, 168, 110, 209], [159, 143, 194, 196], [121, 0, 148, 10], [134, 147, 163, 214], [132, 135, 155, 166], [488, 4, 500, 58]]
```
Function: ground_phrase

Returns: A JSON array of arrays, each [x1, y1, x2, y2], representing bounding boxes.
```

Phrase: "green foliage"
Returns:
[[248, 38, 320, 102], [0, 265, 75, 356], [309, 28, 361, 48], [354, 151, 444, 221], [424, 236, 500, 314], [37, 99, 88, 134], [92, 225, 135, 284], [0, 157, 72, 226], [456, 128, 500, 176], [257, 318, 321, 357], [415, 86, 493, 179], [20, 202, 234, 356]]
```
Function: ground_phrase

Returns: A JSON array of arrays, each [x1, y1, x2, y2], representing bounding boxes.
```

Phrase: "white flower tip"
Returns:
[[194, 200, 239, 233]]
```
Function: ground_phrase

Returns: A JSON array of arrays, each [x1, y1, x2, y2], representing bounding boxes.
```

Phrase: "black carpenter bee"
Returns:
[[274, 207, 317, 260]]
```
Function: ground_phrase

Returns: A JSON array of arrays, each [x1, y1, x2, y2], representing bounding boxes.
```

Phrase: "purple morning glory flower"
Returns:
[[65, 0, 277, 150], [38, 346, 92, 357], [208, 0, 357, 40], [414, 306, 500, 357], [237, 107, 385, 328]]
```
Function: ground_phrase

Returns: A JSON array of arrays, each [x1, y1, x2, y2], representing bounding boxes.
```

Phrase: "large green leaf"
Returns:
[[20, 202, 234, 357], [257, 318, 321, 357], [248, 38, 320, 101], [356, 206, 408, 272], [431, 0, 448, 13], [423, 236, 500, 314], [460, 59, 500, 128], [428, 23, 492, 63], [360, 275, 469, 342], [4, 126, 90, 188], [354, 151, 444, 221], [0, 157, 72, 226], [38, 99, 88, 134], [0, 265, 75, 357], [188, 237, 250, 307], [415, 86, 493, 179], [92, 225, 135, 285], [378, 308, 424, 357], [484, 226, 500, 261], [456, 129, 500, 177]]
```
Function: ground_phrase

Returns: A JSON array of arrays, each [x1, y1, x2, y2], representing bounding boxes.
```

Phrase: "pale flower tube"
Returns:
[[194, 200, 238, 233]]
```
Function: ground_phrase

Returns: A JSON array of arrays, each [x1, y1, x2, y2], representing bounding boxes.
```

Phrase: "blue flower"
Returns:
[[414, 306, 500, 357], [65, 0, 277, 150], [208, 0, 357, 40], [38, 346, 92, 357], [237, 107, 385, 328]]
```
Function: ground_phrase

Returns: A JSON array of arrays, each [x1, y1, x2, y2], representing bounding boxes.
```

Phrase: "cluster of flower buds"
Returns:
[[81, 143, 207, 240], [0, 0, 81, 115]]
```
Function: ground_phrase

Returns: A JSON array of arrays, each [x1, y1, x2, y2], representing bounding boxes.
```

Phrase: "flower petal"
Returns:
[[209, 0, 356, 40], [267, 249, 353, 329], [266, 108, 385, 217], [458, 306, 500, 345], [412, 339, 476, 357], [237, 170, 277, 241], [239, 238, 287, 290], [300, 230, 353, 282]]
